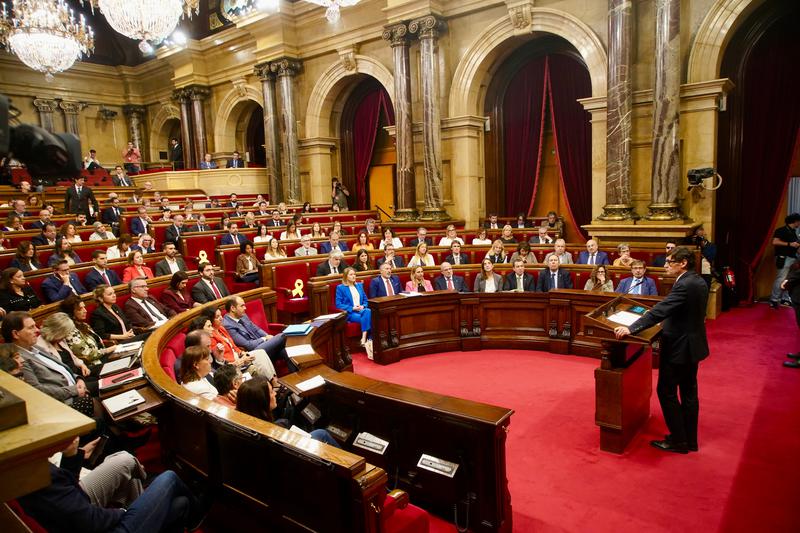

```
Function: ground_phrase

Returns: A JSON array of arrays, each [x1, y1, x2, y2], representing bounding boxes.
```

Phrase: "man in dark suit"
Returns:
[[84, 250, 122, 290], [319, 231, 349, 254], [576, 239, 611, 266], [503, 260, 536, 292], [169, 138, 183, 170], [154, 242, 187, 276], [41, 261, 88, 303], [444, 241, 469, 266], [164, 215, 184, 246], [63, 176, 99, 219], [124, 279, 176, 330], [433, 262, 468, 292], [652, 241, 677, 268], [616, 261, 658, 296], [375, 244, 405, 269], [101, 197, 123, 235], [226, 151, 245, 168], [129, 206, 152, 237], [615, 247, 709, 454], [316, 251, 348, 277], [32, 223, 57, 247], [537, 255, 573, 292], [369, 262, 403, 298], [191, 262, 230, 304], [408, 227, 433, 248], [111, 166, 135, 187]]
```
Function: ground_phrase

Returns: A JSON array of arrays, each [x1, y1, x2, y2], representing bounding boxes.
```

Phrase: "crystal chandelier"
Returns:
[[0, 0, 94, 81], [82, 0, 199, 53], [304, 0, 360, 24]]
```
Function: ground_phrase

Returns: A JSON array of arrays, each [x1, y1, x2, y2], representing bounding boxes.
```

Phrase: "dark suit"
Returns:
[[433, 275, 468, 293], [576, 250, 610, 265], [84, 268, 122, 291], [536, 268, 573, 292], [41, 273, 88, 303], [408, 237, 433, 248], [376, 256, 405, 269], [164, 225, 183, 245], [316, 260, 349, 277], [124, 297, 175, 329], [628, 271, 709, 447], [227, 158, 245, 168], [154, 257, 187, 277], [191, 277, 230, 304], [369, 275, 402, 298], [64, 185, 99, 218], [503, 272, 536, 292]]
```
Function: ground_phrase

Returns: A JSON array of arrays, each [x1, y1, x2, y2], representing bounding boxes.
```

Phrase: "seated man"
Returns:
[[503, 259, 536, 292], [191, 262, 231, 303], [529, 225, 553, 245], [84, 250, 122, 290], [408, 227, 433, 248], [124, 278, 176, 330], [543, 239, 574, 264], [316, 250, 349, 276], [319, 231, 349, 254], [221, 223, 244, 246], [295, 234, 319, 256], [369, 262, 403, 298], [577, 239, 610, 266], [154, 242, 188, 276], [537, 255, 573, 292], [433, 262, 468, 292], [375, 244, 405, 269], [652, 241, 677, 268], [222, 296, 297, 372], [444, 241, 468, 265], [616, 260, 658, 296], [42, 260, 88, 303]]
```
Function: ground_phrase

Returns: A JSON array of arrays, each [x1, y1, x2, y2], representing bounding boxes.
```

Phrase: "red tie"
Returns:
[[447, 278, 454, 290], [210, 280, 222, 299], [385, 279, 394, 296]]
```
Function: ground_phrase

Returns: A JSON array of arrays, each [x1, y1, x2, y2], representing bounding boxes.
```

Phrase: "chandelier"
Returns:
[[0, 0, 94, 81], [304, 0, 360, 24], [81, 0, 199, 53]]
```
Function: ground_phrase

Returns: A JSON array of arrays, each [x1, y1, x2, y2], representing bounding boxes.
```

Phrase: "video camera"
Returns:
[[1, 93, 83, 180]]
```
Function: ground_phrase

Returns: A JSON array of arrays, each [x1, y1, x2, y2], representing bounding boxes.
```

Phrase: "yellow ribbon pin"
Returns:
[[291, 279, 304, 298]]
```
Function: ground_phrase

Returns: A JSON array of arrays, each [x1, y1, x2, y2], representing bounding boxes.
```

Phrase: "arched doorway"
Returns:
[[483, 36, 591, 241], [245, 107, 266, 167], [714, 0, 800, 301], [339, 77, 395, 212]]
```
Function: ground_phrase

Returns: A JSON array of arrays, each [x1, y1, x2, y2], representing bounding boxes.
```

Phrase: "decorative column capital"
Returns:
[[254, 62, 276, 81], [59, 101, 88, 115], [123, 105, 147, 117], [33, 98, 58, 113], [186, 85, 211, 101], [382, 22, 411, 47], [270, 58, 302, 78], [408, 15, 446, 40]]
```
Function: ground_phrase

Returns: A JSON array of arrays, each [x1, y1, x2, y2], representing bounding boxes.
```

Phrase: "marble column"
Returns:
[[59, 101, 87, 136], [409, 15, 449, 221], [123, 105, 147, 149], [271, 58, 302, 204], [33, 98, 58, 133], [187, 85, 211, 165], [383, 22, 417, 220], [599, 0, 637, 221], [645, 0, 683, 221], [255, 62, 284, 203], [172, 89, 195, 169]]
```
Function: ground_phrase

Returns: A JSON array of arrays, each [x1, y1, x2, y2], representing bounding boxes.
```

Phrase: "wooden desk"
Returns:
[[0, 372, 95, 502]]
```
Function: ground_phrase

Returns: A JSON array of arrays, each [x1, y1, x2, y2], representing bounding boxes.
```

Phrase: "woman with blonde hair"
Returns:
[[407, 241, 435, 268], [584, 264, 614, 292]]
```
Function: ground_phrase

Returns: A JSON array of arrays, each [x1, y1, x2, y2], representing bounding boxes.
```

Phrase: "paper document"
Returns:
[[296, 375, 326, 392], [606, 310, 642, 327]]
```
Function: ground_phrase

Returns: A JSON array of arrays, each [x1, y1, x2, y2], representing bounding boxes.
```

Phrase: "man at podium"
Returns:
[[614, 247, 709, 454]]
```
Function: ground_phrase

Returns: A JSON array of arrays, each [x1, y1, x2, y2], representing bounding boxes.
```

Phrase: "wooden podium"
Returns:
[[584, 296, 662, 454]]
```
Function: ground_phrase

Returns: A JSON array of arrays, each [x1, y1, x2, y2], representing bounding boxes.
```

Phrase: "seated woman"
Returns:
[[263, 237, 288, 261], [160, 271, 200, 314], [90, 285, 141, 342], [121, 250, 154, 283], [88, 221, 114, 241], [378, 228, 403, 250], [472, 227, 492, 246], [0, 267, 41, 312], [48, 236, 82, 267], [236, 376, 340, 447], [36, 313, 98, 394], [10, 241, 40, 272], [353, 231, 374, 252], [236, 241, 261, 284], [335, 267, 371, 347], [405, 266, 433, 293], [485, 239, 509, 264], [253, 224, 272, 244], [59, 295, 117, 368], [180, 345, 218, 400], [353, 248, 373, 272], [584, 264, 614, 292], [612, 242, 635, 268], [59, 222, 82, 243], [206, 307, 277, 384], [106, 234, 133, 260], [279, 222, 302, 241], [407, 242, 435, 268], [509, 242, 537, 265], [474, 258, 503, 293], [500, 225, 518, 245]]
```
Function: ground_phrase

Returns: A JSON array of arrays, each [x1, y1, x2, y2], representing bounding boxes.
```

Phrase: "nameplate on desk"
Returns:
[[353, 432, 389, 455], [296, 375, 326, 392], [417, 454, 459, 478]]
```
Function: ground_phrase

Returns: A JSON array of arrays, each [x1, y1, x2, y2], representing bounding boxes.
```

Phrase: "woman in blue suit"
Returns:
[[335, 267, 371, 347]]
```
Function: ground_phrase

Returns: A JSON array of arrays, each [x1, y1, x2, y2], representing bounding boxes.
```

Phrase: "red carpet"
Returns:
[[353, 304, 800, 532]]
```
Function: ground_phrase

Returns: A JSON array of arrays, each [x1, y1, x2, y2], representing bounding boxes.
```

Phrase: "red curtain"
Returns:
[[547, 55, 592, 240], [353, 88, 395, 210]]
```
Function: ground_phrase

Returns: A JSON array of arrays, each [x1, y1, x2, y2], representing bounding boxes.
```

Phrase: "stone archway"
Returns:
[[213, 84, 264, 154], [687, 0, 767, 83], [149, 103, 181, 162], [448, 7, 607, 118]]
